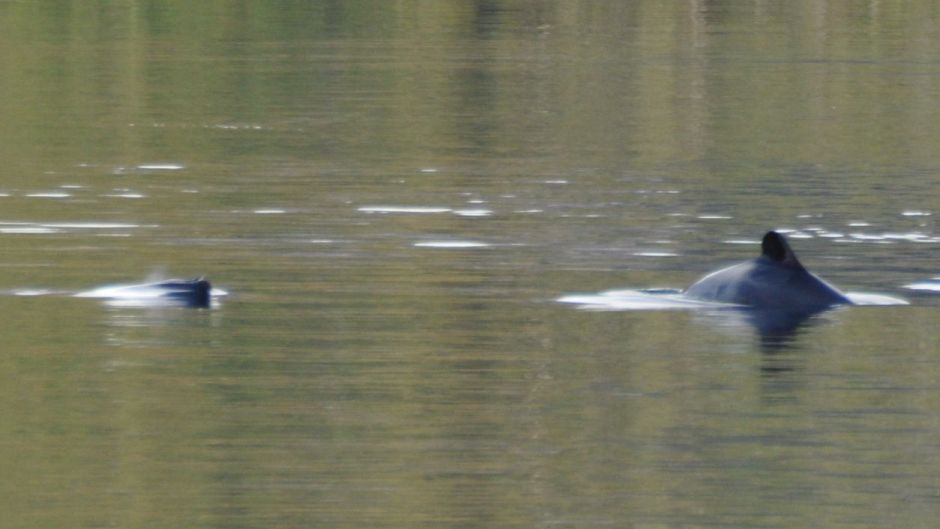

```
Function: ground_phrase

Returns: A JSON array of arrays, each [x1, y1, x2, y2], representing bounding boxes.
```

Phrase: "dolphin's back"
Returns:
[[685, 257, 850, 309]]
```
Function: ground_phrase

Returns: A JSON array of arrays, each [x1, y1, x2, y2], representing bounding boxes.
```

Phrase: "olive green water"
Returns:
[[3, 2, 940, 528]]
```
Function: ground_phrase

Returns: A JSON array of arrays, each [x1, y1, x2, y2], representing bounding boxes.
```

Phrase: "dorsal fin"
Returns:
[[761, 231, 803, 268]]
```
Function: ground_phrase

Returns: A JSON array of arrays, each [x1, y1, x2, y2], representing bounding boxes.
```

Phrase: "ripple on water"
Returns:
[[26, 192, 71, 199], [452, 208, 493, 217], [103, 189, 146, 198], [414, 241, 491, 249], [358, 206, 452, 214], [43, 222, 141, 229], [846, 231, 934, 243], [0, 221, 142, 235], [112, 163, 186, 175], [0, 226, 60, 234], [137, 163, 185, 171], [698, 215, 733, 220], [903, 279, 940, 292]]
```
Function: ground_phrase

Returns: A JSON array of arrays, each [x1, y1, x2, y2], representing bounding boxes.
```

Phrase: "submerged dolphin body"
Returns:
[[684, 231, 851, 311]]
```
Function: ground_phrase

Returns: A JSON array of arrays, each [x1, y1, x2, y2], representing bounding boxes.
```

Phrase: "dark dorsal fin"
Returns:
[[761, 231, 803, 268]]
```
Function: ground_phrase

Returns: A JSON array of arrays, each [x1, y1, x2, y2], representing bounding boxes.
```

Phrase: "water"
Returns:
[[2, 1, 940, 528]]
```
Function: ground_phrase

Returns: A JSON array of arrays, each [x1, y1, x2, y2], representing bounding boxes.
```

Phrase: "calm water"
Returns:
[[3, 2, 940, 528]]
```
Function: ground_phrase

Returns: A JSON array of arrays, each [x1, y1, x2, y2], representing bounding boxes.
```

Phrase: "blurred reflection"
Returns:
[[97, 304, 225, 349], [695, 305, 838, 353]]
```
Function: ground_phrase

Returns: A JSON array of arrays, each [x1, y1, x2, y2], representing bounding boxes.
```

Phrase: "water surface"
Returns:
[[2, 2, 940, 528]]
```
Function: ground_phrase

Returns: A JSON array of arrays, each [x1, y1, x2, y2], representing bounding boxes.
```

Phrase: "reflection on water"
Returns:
[[694, 305, 840, 352], [3, 1, 940, 528]]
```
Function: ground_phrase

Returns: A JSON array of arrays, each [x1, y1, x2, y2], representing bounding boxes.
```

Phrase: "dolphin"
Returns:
[[75, 277, 213, 308], [684, 231, 851, 310]]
